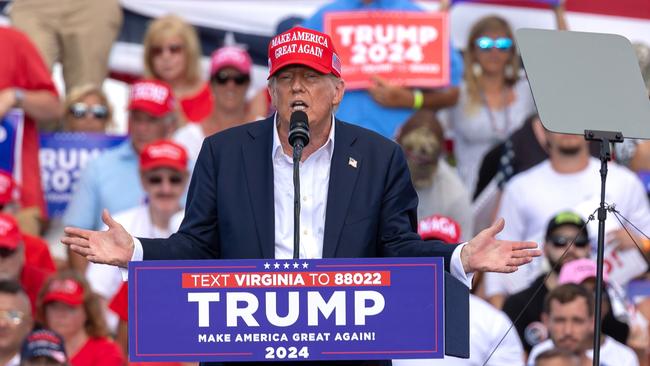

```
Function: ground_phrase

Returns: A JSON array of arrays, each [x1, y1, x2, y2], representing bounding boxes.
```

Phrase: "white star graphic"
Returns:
[[264, 262, 270, 269], [302, 262, 309, 269], [283, 262, 290, 269], [274, 263, 280, 269], [293, 262, 300, 269]]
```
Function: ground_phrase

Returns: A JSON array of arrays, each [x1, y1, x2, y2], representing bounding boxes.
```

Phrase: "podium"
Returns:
[[127, 257, 469, 363]]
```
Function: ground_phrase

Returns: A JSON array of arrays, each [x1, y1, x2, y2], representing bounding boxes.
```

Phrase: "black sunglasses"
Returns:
[[548, 235, 590, 248], [69, 103, 109, 120], [0, 247, 17, 258], [212, 72, 250, 85], [146, 175, 184, 185], [151, 44, 184, 57]]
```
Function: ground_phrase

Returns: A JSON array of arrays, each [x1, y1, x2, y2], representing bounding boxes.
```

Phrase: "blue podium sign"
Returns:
[[128, 257, 444, 362]]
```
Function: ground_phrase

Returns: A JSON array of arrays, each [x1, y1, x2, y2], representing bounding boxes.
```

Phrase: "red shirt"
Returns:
[[0, 27, 58, 218], [23, 233, 56, 273], [179, 82, 213, 123], [71, 337, 125, 366], [109, 282, 128, 321]]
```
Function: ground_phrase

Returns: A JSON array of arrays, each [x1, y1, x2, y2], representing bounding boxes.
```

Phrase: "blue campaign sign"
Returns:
[[0, 109, 24, 174], [129, 257, 445, 363], [39, 133, 127, 217]]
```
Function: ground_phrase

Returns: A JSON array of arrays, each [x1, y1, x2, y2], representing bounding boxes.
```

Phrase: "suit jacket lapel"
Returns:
[[242, 117, 275, 258], [323, 120, 360, 258]]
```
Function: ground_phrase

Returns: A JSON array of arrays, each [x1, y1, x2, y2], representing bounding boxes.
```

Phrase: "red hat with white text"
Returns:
[[140, 140, 188, 172], [42, 278, 85, 306], [418, 215, 461, 244], [128, 79, 175, 117], [267, 26, 342, 78], [210, 46, 252, 76]]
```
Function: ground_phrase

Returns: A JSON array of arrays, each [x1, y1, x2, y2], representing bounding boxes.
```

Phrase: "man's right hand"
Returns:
[[61, 209, 135, 268]]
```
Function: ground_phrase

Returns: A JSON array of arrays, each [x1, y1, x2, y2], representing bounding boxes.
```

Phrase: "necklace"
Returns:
[[480, 86, 512, 141]]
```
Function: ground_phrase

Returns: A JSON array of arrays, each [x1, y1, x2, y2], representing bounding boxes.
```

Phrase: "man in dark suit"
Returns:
[[63, 26, 539, 366]]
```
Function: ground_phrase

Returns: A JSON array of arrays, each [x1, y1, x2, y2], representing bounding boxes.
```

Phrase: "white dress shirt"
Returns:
[[128, 114, 470, 286], [272, 113, 334, 259]]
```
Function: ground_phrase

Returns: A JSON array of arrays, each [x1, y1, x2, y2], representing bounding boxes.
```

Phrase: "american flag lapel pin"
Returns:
[[348, 157, 358, 168]]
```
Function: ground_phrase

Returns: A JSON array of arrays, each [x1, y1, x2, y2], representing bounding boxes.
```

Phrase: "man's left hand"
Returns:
[[461, 218, 541, 273]]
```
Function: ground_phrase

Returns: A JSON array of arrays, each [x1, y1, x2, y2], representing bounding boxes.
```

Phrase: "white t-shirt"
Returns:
[[86, 205, 183, 330], [173, 123, 205, 162], [394, 295, 524, 366], [528, 336, 639, 366], [448, 79, 536, 194], [485, 157, 650, 297]]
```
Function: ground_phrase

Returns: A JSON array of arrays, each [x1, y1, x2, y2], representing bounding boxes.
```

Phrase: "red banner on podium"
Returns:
[[324, 11, 450, 90]]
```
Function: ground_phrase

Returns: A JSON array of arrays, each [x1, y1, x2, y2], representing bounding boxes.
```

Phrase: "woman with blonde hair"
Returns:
[[62, 84, 113, 132], [37, 271, 124, 366], [446, 15, 537, 196], [447, 2, 567, 196], [143, 14, 212, 124]]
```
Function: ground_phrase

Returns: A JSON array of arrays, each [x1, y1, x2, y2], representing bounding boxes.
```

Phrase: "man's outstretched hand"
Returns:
[[61, 209, 134, 268], [462, 218, 541, 273]]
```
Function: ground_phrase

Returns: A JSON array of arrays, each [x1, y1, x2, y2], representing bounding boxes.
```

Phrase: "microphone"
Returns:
[[288, 111, 310, 150], [288, 111, 309, 260]]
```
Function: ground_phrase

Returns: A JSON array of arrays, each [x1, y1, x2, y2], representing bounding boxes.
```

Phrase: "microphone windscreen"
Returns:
[[289, 111, 310, 147], [290, 110, 308, 126]]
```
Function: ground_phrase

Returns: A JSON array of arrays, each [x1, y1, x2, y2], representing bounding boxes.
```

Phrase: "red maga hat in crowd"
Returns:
[[128, 79, 175, 117], [42, 278, 85, 306], [267, 26, 341, 78], [210, 46, 252, 76], [418, 214, 461, 244], [140, 140, 188, 172]]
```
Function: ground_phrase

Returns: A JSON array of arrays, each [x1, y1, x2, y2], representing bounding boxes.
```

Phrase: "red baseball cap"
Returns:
[[140, 140, 188, 172], [0, 213, 21, 250], [128, 79, 175, 117], [418, 215, 461, 244], [42, 278, 84, 307], [0, 170, 15, 205], [267, 26, 342, 79], [210, 46, 252, 76]]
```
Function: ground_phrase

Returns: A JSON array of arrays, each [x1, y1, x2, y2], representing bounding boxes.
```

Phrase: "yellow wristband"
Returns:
[[413, 89, 424, 110]]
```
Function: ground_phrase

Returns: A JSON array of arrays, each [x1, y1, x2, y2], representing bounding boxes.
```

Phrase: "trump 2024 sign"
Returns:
[[128, 257, 444, 362], [324, 11, 450, 90]]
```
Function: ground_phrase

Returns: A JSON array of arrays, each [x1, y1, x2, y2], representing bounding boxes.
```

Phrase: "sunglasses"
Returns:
[[146, 174, 185, 186], [151, 44, 184, 57], [69, 103, 108, 120], [548, 235, 590, 248], [212, 72, 250, 86], [0, 247, 18, 258], [475, 36, 514, 51], [0, 310, 25, 325]]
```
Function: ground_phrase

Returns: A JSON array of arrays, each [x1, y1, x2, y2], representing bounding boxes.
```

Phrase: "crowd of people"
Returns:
[[1, 0, 650, 365]]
